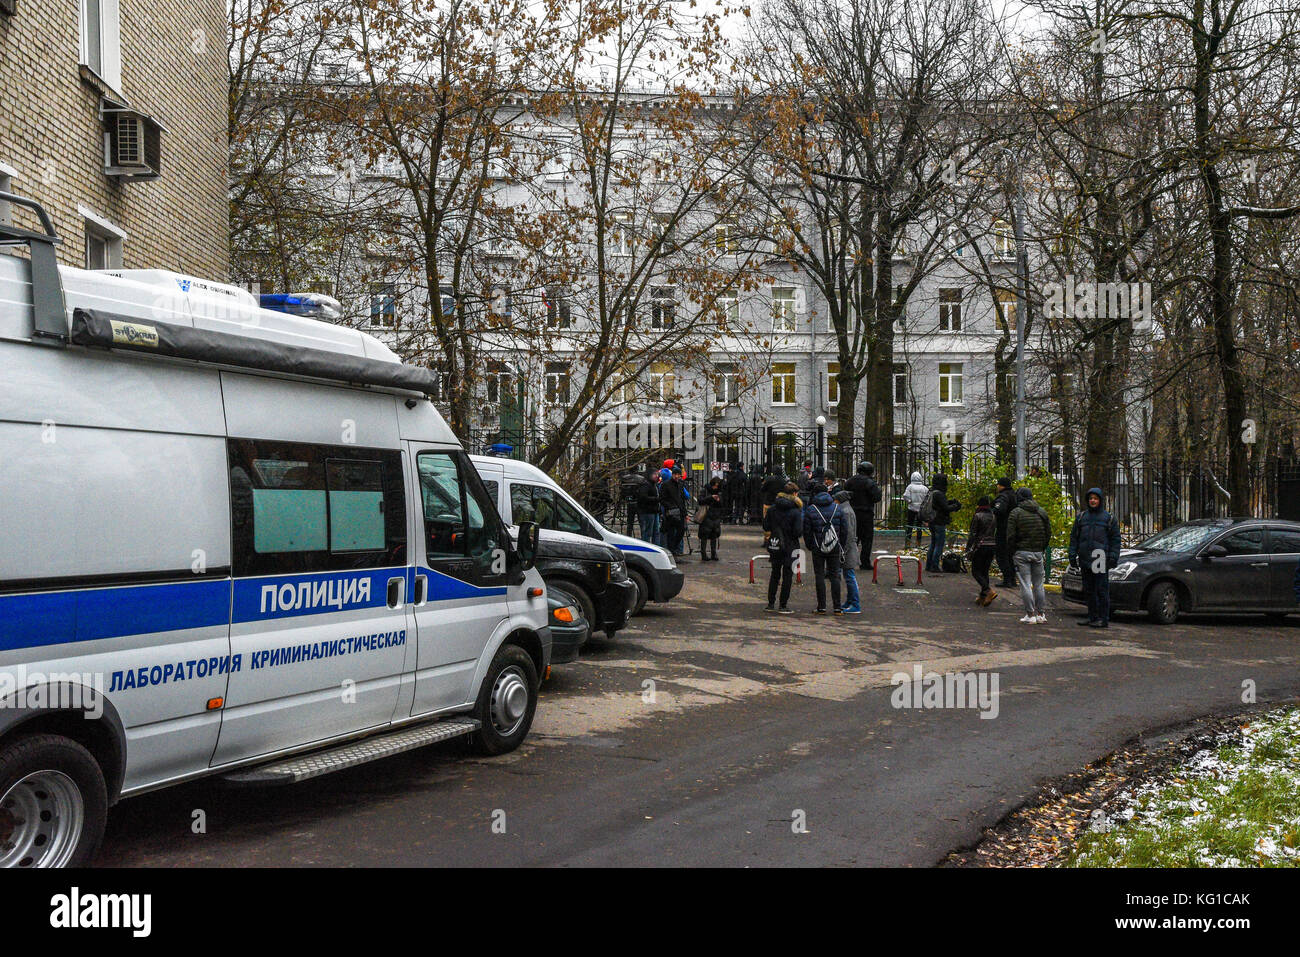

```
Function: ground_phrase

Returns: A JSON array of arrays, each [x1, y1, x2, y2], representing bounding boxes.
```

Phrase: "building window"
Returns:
[[544, 142, 573, 182], [893, 364, 908, 405], [715, 219, 738, 254], [490, 285, 512, 319], [612, 212, 634, 256], [994, 219, 1015, 259], [652, 213, 676, 253], [650, 286, 676, 330], [716, 294, 739, 330], [544, 361, 571, 405], [544, 285, 572, 329], [938, 362, 963, 406], [771, 362, 796, 405], [772, 286, 797, 332], [80, 0, 122, 90], [369, 283, 396, 327], [995, 289, 1017, 332], [892, 284, 906, 331], [649, 147, 674, 182], [82, 213, 124, 269], [648, 362, 676, 402], [942, 223, 966, 257], [938, 288, 962, 331], [437, 285, 457, 323], [714, 363, 739, 406], [486, 367, 512, 405], [826, 362, 840, 407]]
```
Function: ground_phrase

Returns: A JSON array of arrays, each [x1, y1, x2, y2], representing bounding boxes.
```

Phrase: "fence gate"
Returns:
[[1279, 460, 1300, 521]]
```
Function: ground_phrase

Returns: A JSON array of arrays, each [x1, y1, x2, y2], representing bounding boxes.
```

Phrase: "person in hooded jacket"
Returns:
[[833, 489, 862, 613], [1068, 487, 1122, 627], [803, 478, 849, 613], [991, 476, 1018, 588], [697, 477, 723, 561], [846, 462, 882, 570], [903, 471, 928, 548], [1007, 487, 1052, 622], [924, 474, 961, 573], [966, 495, 999, 606], [763, 482, 803, 612]]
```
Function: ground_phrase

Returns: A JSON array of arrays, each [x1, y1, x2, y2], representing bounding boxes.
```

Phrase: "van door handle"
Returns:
[[1250, 562, 1268, 568], [413, 574, 427, 605], [387, 576, 404, 608]]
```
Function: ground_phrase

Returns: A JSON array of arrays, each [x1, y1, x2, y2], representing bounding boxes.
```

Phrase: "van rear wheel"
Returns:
[[0, 734, 107, 868], [469, 644, 538, 756]]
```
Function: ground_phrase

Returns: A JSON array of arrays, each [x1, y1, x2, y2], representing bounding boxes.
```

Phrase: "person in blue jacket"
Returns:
[[1068, 487, 1122, 628], [803, 475, 850, 614]]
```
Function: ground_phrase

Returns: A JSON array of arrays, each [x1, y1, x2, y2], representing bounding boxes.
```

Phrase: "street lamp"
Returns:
[[816, 414, 826, 470]]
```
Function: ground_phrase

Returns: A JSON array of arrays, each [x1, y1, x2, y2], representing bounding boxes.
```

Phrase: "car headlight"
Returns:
[[611, 560, 628, 582], [1109, 561, 1138, 581]]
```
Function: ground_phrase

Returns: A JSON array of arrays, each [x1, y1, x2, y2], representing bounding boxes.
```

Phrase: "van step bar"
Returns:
[[217, 717, 481, 786]]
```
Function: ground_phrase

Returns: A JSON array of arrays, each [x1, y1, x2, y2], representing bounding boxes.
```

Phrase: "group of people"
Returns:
[[632, 461, 730, 561], [756, 462, 1124, 626], [760, 462, 883, 614]]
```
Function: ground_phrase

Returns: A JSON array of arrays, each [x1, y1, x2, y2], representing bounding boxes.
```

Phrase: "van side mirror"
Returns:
[[1201, 544, 1228, 559], [516, 521, 540, 571]]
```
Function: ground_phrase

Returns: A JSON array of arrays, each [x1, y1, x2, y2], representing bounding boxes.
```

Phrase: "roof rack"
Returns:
[[0, 190, 67, 344]]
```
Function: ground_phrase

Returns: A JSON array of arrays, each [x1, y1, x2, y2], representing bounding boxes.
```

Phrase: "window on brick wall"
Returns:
[[80, 0, 122, 91], [80, 207, 124, 269]]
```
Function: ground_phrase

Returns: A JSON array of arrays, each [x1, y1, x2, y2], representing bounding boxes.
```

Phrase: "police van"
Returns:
[[0, 193, 550, 867], [471, 455, 684, 616]]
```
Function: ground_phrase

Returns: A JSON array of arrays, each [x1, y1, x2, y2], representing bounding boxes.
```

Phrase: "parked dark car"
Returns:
[[533, 528, 634, 639], [547, 592, 589, 665], [1061, 518, 1300, 624]]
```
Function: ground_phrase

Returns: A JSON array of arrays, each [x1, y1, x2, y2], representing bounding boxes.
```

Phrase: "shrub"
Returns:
[[939, 455, 1074, 549]]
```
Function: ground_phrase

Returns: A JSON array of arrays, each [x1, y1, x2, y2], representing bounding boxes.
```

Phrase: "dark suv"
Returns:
[[533, 528, 634, 642], [1061, 518, 1300, 624]]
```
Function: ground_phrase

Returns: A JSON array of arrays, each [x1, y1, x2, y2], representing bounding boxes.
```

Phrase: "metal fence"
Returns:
[[465, 424, 1298, 536]]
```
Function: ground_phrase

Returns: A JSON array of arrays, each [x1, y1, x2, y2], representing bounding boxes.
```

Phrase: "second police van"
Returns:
[[0, 192, 550, 867], [471, 455, 685, 617]]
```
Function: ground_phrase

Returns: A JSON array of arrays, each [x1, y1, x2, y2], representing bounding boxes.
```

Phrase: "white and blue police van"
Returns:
[[0, 192, 550, 867], [471, 455, 684, 616]]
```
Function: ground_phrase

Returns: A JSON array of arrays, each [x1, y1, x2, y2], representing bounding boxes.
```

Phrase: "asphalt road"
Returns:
[[95, 527, 1300, 866]]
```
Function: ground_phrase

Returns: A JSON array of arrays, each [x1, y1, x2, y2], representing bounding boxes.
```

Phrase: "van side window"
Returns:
[[228, 439, 406, 575], [418, 452, 504, 564], [511, 482, 589, 536]]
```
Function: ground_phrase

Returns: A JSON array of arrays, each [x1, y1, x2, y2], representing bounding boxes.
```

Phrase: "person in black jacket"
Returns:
[[991, 476, 1018, 588], [635, 468, 662, 545], [804, 478, 850, 613], [726, 463, 748, 523], [760, 467, 786, 520], [747, 463, 764, 524], [924, 474, 962, 573], [697, 478, 724, 561], [845, 461, 882, 570], [659, 468, 688, 557], [966, 496, 999, 606], [763, 483, 804, 612]]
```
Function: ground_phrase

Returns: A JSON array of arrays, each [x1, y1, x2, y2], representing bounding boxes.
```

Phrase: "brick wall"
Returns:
[[0, 1, 228, 279]]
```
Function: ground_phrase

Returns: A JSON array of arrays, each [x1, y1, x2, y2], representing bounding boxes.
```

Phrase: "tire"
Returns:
[[469, 644, 539, 756], [627, 568, 650, 617], [549, 580, 599, 638], [1146, 581, 1180, 625], [0, 733, 107, 868]]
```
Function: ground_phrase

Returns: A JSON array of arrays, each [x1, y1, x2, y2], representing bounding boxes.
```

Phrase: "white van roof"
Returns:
[[0, 255, 435, 394]]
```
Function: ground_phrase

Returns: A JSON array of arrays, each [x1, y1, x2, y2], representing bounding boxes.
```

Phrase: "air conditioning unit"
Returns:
[[101, 103, 164, 180]]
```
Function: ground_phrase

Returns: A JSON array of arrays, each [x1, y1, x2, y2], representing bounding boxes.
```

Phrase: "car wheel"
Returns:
[[627, 568, 650, 617], [1146, 581, 1180, 625], [469, 644, 538, 756], [0, 734, 107, 868], [549, 581, 599, 638]]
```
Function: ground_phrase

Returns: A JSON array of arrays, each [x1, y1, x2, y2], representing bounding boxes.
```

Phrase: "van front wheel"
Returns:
[[0, 734, 107, 868], [470, 644, 538, 756]]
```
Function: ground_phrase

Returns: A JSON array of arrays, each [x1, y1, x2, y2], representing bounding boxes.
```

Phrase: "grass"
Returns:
[[1068, 708, 1300, 867]]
